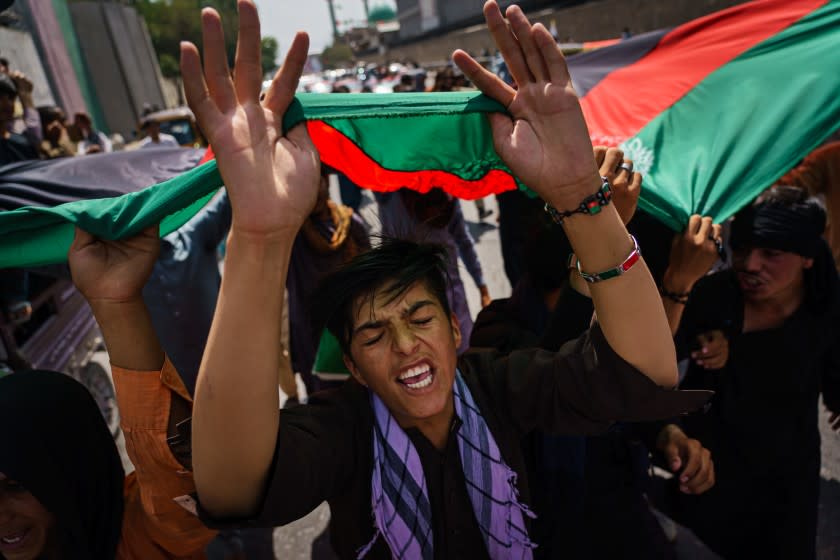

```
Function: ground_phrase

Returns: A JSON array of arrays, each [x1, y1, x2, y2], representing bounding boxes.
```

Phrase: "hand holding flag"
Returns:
[[453, 1, 601, 212]]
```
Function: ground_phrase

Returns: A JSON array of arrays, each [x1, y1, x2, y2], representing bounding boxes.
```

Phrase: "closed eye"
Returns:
[[412, 317, 433, 325], [362, 333, 384, 346]]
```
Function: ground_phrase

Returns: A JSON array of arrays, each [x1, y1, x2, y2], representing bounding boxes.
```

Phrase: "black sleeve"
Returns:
[[539, 282, 594, 351], [468, 325, 711, 437], [674, 271, 740, 360], [197, 385, 362, 529], [823, 305, 840, 414]]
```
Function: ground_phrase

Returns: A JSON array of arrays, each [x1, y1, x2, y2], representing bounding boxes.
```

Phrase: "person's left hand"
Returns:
[[691, 329, 729, 370], [593, 146, 642, 225], [658, 424, 715, 495], [480, 285, 492, 308], [453, 1, 600, 211], [68, 226, 159, 306]]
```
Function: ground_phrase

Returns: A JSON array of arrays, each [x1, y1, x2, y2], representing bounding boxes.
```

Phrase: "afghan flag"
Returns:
[[1, 0, 839, 268]]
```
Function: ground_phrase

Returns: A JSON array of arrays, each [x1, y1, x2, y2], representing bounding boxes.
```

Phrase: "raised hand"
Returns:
[[663, 215, 723, 294], [180, 1, 320, 239], [453, 1, 600, 210], [68, 226, 159, 305]]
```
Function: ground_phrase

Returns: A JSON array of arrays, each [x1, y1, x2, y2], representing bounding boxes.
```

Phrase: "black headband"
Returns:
[[730, 202, 825, 258]]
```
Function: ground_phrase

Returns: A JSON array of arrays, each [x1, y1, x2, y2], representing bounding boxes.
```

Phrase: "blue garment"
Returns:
[[378, 192, 485, 353], [142, 191, 231, 394]]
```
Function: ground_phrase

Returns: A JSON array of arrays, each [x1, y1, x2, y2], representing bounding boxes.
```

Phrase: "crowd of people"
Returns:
[[1, 1, 839, 559]]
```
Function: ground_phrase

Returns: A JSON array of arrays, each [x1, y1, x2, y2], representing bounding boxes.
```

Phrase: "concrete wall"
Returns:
[[0, 27, 56, 107], [69, 2, 166, 138], [382, 0, 748, 65]]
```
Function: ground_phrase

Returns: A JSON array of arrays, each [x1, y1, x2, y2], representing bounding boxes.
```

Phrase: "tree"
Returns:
[[135, 0, 239, 78], [261, 37, 279, 78], [320, 43, 353, 69]]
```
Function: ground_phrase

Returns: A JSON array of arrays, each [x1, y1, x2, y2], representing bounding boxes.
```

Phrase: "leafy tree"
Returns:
[[133, 0, 275, 78], [261, 36, 278, 77], [321, 43, 353, 69]]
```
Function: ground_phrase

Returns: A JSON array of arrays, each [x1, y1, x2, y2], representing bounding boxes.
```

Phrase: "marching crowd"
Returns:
[[1, 2, 839, 560]]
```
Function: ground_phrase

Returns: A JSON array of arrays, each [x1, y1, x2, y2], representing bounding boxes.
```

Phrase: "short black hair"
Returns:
[[311, 238, 452, 357]]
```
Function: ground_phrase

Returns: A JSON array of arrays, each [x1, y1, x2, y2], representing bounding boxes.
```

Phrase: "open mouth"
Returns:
[[0, 529, 30, 550], [397, 362, 434, 391], [738, 273, 763, 290]]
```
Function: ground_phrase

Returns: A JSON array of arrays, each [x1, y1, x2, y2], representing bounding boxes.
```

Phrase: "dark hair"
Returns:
[[311, 238, 452, 356]]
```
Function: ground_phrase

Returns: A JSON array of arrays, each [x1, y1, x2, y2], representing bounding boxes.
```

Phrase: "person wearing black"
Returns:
[[0, 74, 38, 167], [178, 3, 712, 559], [665, 186, 840, 559]]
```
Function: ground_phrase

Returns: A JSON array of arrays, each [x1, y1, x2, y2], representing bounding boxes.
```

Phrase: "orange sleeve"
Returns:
[[113, 358, 216, 559]]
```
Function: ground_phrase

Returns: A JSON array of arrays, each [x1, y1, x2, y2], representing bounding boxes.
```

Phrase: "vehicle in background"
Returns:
[[136, 107, 206, 148], [0, 272, 119, 434]]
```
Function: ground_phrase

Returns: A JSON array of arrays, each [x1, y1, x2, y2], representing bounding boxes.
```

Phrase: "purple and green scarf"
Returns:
[[360, 371, 536, 559]]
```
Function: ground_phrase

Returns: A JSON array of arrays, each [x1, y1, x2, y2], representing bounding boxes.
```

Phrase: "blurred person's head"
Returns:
[[0, 58, 8, 75], [73, 112, 93, 135], [142, 119, 161, 141], [331, 84, 350, 94], [0, 73, 17, 126], [0, 370, 125, 559], [730, 185, 835, 309], [38, 106, 67, 144]]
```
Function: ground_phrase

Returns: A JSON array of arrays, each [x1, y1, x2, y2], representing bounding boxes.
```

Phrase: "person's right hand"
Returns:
[[658, 424, 715, 495], [180, 0, 320, 239], [691, 329, 729, 369], [663, 215, 722, 294], [68, 226, 159, 306], [593, 146, 641, 225]]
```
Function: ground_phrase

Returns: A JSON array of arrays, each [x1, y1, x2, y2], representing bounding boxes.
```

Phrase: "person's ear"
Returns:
[[450, 312, 462, 349], [803, 257, 815, 270], [343, 353, 367, 386]]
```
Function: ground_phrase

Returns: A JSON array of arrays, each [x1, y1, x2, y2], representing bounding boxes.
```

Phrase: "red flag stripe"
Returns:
[[307, 120, 519, 200], [580, 0, 827, 145]]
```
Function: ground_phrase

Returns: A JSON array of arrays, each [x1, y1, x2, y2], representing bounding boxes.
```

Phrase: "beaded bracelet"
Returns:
[[544, 177, 612, 224]]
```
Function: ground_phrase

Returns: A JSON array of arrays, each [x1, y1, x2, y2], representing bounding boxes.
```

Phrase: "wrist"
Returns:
[[19, 93, 34, 108], [662, 269, 696, 294], [543, 173, 604, 213]]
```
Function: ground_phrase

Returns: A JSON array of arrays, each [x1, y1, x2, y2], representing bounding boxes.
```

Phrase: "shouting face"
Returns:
[[344, 281, 461, 431], [732, 247, 812, 305]]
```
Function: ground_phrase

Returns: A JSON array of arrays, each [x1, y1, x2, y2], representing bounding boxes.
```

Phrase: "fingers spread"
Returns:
[[201, 8, 237, 113], [506, 6, 548, 82], [483, 0, 532, 87], [233, 0, 263, 105], [180, 42, 222, 135], [533, 23, 570, 85], [453, 50, 515, 106], [264, 32, 309, 118]]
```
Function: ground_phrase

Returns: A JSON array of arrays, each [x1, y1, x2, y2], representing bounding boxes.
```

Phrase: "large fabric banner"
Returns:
[[2, 0, 839, 267]]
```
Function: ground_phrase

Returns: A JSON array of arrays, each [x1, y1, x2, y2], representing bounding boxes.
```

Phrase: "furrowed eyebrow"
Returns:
[[405, 300, 435, 316], [353, 320, 385, 337], [352, 300, 436, 336]]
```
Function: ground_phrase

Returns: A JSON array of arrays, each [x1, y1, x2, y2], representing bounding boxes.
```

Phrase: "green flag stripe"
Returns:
[[629, 0, 840, 230]]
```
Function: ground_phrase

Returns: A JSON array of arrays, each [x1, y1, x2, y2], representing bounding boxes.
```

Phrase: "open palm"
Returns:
[[454, 1, 599, 208], [180, 2, 319, 238]]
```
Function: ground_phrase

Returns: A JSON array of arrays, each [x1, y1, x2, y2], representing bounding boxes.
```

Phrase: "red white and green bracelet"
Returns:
[[568, 235, 642, 284]]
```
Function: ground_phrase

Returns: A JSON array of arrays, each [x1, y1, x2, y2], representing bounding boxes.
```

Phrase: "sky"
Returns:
[[254, 0, 396, 59]]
